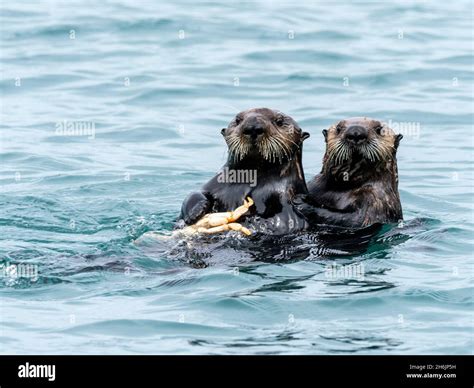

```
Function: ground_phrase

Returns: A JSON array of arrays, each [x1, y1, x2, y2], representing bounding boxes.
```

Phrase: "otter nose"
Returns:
[[345, 125, 368, 144], [242, 118, 265, 140]]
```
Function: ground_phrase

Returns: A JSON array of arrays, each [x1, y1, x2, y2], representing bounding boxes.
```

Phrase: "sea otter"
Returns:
[[180, 108, 310, 235], [295, 117, 403, 228]]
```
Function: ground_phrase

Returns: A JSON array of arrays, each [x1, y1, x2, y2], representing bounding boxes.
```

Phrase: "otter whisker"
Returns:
[[273, 135, 292, 161], [280, 135, 300, 151], [362, 142, 375, 162], [369, 143, 379, 162], [262, 137, 271, 162], [370, 140, 383, 161], [258, 134, 292, 164], [261, 136, 274, 163], [330, 139, 351, 166], [273, 136, 286, 162], [327, 140, 341, 162], [265, 137, 274, 163], [226, 134, 252, 163]]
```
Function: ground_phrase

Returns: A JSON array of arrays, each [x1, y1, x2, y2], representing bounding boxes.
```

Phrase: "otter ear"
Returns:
[[395, 134, 403, 149], [221, 128, 226, 136], [301, 131, 310, 141], [322, 129, 328, 142]]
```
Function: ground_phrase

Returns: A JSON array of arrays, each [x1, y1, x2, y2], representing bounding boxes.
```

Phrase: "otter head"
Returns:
[[221, 108, 309, 165], [322, 117, 403, 184]]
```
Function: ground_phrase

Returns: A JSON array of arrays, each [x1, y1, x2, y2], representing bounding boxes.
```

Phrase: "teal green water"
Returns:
[[1, 1, 473, 354]]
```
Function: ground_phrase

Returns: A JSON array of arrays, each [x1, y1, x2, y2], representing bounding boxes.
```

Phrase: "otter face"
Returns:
[[323, 117, 403, 166], [221, 108, 309, 164]]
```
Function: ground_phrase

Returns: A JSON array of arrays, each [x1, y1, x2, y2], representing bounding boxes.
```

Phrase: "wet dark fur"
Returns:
[[295, 117, 403, 228], [180, 108, 310, 235]]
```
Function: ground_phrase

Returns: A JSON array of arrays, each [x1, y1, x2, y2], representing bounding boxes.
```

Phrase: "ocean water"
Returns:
[[1, 0, 473, 355]]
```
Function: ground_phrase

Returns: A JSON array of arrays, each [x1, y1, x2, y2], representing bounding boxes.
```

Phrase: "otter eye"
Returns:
[[374, 124, 383, 135], [235, 116, 242, 125], [275, 116, 285, 126], [336, 123, 344, 134]]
